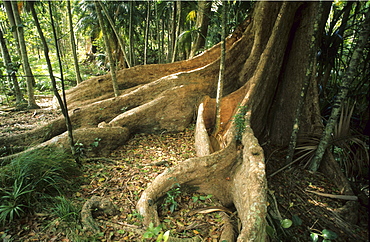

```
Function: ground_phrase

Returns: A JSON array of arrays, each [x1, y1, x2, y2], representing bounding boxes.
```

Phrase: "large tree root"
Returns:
[[137, 100, 267, 241], [0, 127, 130, 163]]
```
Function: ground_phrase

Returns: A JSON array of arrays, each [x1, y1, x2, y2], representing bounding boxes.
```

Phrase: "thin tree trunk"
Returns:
[[95, 2, 120, 97], [128, 1, 134, 67], [171, 1, 182, 63], [10, 0, 39, 109], [144, 1, 150, 65], [0, 27, 24, 105], [190, 1, 211, 58], [3, 1, 21, 61], [168, 1, 176, 63], [30, 2, 79, 164], [309, 8, 370, 171], [48, 1, 79, 164], [213, 2, 227, 136], [99, 1, 130, 68], [67, 1, 83, 85]]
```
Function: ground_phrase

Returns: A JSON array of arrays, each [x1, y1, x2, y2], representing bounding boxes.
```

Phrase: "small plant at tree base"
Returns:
[[90, 138, 101, 148], [310, 229, 338, 241], [51, 196, 80, 223], [74, 142, 86, 157], [0, 178, 33, 225], [162, 183, 181, 213], [75, 138, 101, 157], [143, 222, 170, 241], [192, 194, 213, 203], [233, 105, 249, 141]]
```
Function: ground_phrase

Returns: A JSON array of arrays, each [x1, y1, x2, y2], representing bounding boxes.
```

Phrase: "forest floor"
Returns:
[[0, 97, 368, 242]]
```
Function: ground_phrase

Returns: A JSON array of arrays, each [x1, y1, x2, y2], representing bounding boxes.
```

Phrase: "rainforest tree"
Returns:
[[1, 1, 369, 241]]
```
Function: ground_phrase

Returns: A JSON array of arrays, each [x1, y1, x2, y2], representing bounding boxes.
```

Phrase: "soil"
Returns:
[[0, 98, 368, 241]]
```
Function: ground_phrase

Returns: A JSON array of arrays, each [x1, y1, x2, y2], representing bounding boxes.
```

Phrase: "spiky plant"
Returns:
[[294, 101, 369, 179]]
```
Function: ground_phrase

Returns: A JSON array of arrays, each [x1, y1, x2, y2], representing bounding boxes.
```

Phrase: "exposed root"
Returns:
[[81, 196, 119, 233], [0, 127, 130, 164]]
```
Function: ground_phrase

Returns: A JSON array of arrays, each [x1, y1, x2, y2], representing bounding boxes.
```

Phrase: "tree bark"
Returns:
[[9, 0, 39, 109], [309, 8, 370, 171], [213, 2, 227, 136], [95, 2, 120, 97], [67, 1, 83, 85], [189, 1, 211, 58], [0, 2, 326, 240], [0, 27, 24, 105]]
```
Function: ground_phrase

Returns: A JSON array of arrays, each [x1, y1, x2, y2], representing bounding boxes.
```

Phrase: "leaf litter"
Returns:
[[0, 106, 368, 241]]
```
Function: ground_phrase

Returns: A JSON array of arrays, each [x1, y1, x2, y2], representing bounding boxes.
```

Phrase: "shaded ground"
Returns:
[[0, 101, 368, 241]]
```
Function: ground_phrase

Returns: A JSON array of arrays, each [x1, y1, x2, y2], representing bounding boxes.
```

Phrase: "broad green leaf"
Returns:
[[266, 225, 275, 237], [292, 214, 302, 226], [322, 229, 338, 239], [156, 232, 163, 242], [310, 233, 319, 242], [280, 219, 293, 228]]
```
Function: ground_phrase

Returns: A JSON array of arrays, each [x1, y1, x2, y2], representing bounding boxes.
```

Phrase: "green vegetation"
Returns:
[[162, 183, 181, 213], [0, 148, 81, 225], [233, 105, 249, 141]]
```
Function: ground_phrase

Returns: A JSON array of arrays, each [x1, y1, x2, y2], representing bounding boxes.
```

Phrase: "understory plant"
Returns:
[[162, 183, 181, 213], [0, 148, 81, 224], [294, 101, 369, 180]]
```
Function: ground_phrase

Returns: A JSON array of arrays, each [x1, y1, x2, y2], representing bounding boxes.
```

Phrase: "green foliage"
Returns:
[[233, 105, 248, 141], [310, 229, 338, 241], [191, 194, 212, 203], [295, 101, 369, 179], [280, 218, 293, 229], [162, 183, 181, 213], [51, 196, 80, 223], [0, 148, 81, 224], [0, 178, 33, 225], [143, 222, 162, 239], [74, 137, 101, 157]]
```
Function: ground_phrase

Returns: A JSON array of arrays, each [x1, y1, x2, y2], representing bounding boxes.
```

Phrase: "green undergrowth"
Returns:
[[0, 148, 82, 225]]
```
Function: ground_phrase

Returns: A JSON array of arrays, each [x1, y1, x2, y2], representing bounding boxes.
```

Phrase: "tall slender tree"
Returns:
[[190, 1, 211, 58], [128, 1, 134, 66], [310, 7, 370, 171], [7, 0, 39, 109], [144, 1, 150, 65], [67, 1, 83, 85], [99, 1, 130, 68], [0, 27, 24, 106], [213, 1, 227, 136], [95, 2, 120, 97], [171, 1, 182, 62], [29, 1, 79, 164]]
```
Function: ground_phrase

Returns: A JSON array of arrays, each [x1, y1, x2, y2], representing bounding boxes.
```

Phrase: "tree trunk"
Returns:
[[213, 2, 227, 136], [128, 1, 134, 67], [67, 1, 83, 85], [0, 27, 24, 106], [30, 1, 79, 165], [99, 1, 130, 68], [144, 1, 150, 65], [95, 2, 120, 97], [171, 1, 182, 63], [189, 1, 211, 58], [0, 2, 326, 240], [9, 0, 39, 109], [309, 8, 370, 171]]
